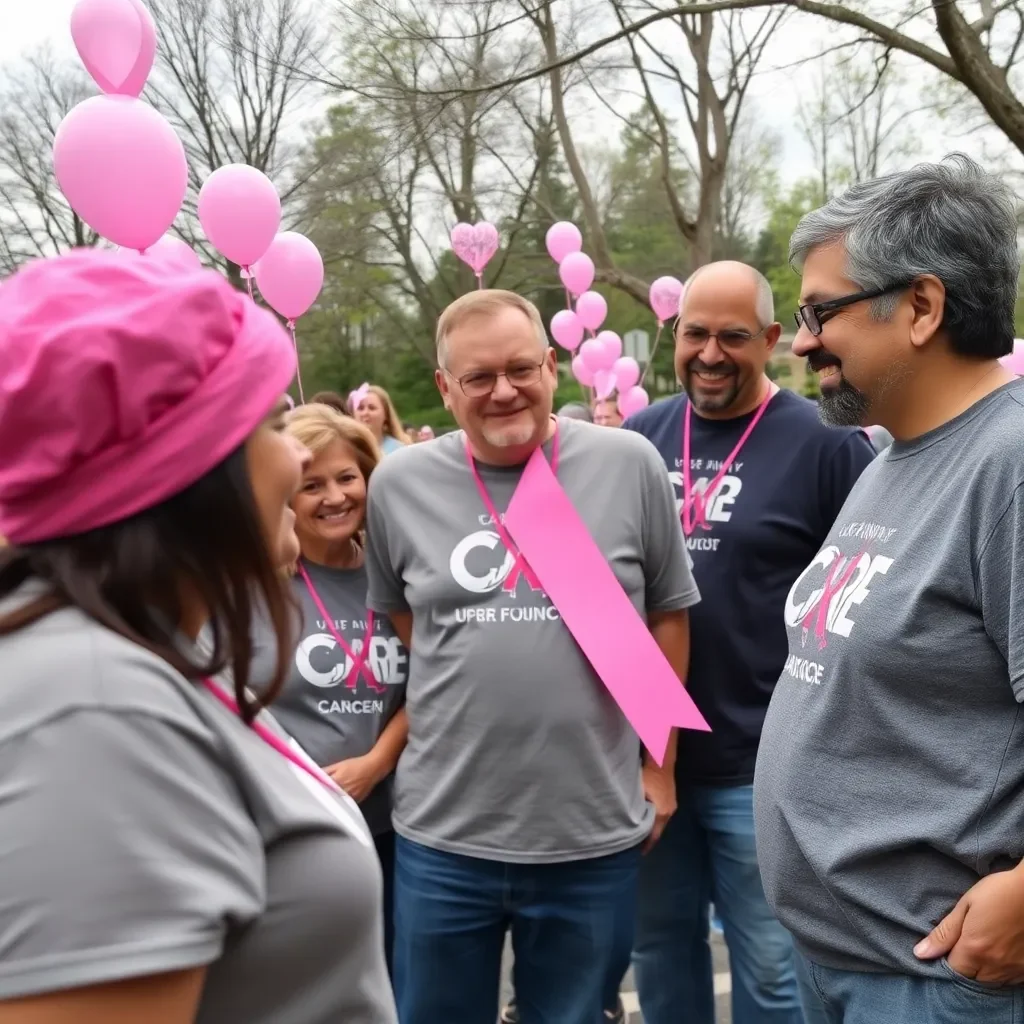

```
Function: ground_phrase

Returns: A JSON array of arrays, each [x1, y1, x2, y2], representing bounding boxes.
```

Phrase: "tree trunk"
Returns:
[[931, 0, 1024, 157]]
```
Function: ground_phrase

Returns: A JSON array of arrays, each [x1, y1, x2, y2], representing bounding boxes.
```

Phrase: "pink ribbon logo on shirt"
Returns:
[[504, 447, 710, 766]]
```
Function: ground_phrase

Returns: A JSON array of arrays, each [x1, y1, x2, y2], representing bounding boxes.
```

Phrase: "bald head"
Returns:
[[680, 261, 775, 327], [674, 260, 780, 419]]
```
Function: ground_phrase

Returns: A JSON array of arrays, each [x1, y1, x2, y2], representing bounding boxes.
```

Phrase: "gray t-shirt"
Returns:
[[365, 418, 700, 863], [0, 582, 396, 1022], [754, 379, 1024, 977], [268, 562, 407, 835]]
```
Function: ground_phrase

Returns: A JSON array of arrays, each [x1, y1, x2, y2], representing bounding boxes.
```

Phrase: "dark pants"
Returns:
[[799, 955, 1024, 1023], [393, 835, 641, 1024], [374, 829, 395, 977]]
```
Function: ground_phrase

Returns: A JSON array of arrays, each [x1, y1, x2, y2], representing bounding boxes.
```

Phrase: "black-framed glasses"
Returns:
[[447, 360, 545, 398], [672, 322, 770, 349], [795, 281, 914, 336]]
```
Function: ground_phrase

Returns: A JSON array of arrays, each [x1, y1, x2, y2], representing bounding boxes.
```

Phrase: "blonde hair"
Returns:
[[286, 404, 382, 489], [435, 289, 549, 369], [352, 384, 410, 445]]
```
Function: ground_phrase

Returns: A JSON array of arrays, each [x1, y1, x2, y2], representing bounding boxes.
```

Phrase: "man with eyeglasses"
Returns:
[[754, 155, 1024, 1023], [363, 289, 700, 1023], [621, 260, 874, 1024]]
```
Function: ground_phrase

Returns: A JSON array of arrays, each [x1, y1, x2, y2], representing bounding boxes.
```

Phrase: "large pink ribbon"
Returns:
[[504, 447, 710, 766]]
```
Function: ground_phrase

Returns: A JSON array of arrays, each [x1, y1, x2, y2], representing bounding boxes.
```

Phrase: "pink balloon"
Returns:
[[559, 252, 595, 297], [551, 309, 584, 351], [451, 222, 499, 275], [53, 95, 187, 251], [121, 0, 157, 97], [545, 221, 582, 263], [578, 338, 605, 374], [593, 369, 616, 400], [572, 354, 595, 386], [1000, 339, 1024, 375], [198, 164, 281, 269], [612, 356, 640, 392], [72, 0, 144, 95], [618, 385, 650, 419], [650, 275, 684, 324], [596, 330, 622, 366], [254, 232, 324, 321], [575, 290, 607, 332]]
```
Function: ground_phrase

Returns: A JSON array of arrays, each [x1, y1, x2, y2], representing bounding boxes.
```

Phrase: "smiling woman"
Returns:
[[276, 402, 410, 974]]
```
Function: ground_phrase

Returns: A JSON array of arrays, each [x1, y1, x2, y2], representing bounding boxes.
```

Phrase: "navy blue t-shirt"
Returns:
[[624, 389, 875, 785]]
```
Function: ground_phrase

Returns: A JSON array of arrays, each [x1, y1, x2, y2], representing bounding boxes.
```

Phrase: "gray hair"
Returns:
[[680, 263, 776, 326], [789, 153, 1019, 359], [435, 289, 550, 369]]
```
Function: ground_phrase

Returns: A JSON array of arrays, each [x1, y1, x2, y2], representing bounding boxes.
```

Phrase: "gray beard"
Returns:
[[818, 378, 870, 427]]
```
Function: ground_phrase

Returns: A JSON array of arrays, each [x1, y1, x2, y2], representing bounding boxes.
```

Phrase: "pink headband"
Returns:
[[0, 249, 296, 544]]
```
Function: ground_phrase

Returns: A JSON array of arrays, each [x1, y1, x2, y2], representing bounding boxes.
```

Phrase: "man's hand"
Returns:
[[641, 761, 677, 852], [325, 753, 384, 804], [914, 865, 1024, 983]]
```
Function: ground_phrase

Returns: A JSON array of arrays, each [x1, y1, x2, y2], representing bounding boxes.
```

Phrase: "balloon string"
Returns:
[[565, 287, 572, 310], [476, 272, 483, 290], [245, 268, 254, 303], [288, 320, 305, 404], [640, 321, 664, 387]]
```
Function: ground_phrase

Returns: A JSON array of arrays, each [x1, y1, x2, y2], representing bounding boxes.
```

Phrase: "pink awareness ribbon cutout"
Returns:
[[297, 563, 384, 693], [503, 446, 710, 766]]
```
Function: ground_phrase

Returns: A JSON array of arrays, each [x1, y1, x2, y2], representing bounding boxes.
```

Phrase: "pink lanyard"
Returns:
[[464, 423, 560, 593], [681, 387, 773, 535], [202, 676, 340, 793], [296, 562, 382, 694]]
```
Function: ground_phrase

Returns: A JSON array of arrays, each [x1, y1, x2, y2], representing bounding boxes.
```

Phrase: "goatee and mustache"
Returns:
[[684, 358, 740, 413], [806, 350, 870, 427]]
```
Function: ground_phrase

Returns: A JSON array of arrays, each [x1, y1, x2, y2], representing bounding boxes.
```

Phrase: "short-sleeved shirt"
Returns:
[[380, 436, 404, 456], [267, 562, 407, 836], [754, 379, 1024, 976], [624, 389, 875, 785], [364, 418, 700, 863], [0, 581, 397, 1022]]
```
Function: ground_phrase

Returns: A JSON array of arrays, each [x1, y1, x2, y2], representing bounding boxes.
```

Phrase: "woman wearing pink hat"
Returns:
[[0, 251, 396, 1023]]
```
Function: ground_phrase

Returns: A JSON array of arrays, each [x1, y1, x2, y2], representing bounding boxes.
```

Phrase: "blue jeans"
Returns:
[[393, 835, 641, 1024], [798, 956, 1024, 1023], [633, 783, 803, 1024]]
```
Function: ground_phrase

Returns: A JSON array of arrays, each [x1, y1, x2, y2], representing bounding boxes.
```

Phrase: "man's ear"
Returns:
[[435, 368, 452, 411], [907, 275, 945, 350]]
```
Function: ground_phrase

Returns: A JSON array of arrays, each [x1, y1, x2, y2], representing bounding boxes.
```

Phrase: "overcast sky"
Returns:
[[0, 0, 996, 191]]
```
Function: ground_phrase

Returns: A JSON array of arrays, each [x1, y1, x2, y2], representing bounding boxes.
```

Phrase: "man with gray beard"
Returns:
[[621, 261, 874, 1024], [755, 154, 1024, 1022]]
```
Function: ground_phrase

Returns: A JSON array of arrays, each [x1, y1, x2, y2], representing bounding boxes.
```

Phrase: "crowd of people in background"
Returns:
[[4, 152, 1024, 1024]]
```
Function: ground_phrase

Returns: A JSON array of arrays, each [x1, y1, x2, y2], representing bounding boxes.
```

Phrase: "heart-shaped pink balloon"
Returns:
[[451, 221, 499, 275], [593, 369, 616, 400], [71, 0, 156, 98]]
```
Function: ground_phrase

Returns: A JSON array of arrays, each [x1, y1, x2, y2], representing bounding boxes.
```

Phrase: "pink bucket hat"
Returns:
[[0, 249, 296, 545]]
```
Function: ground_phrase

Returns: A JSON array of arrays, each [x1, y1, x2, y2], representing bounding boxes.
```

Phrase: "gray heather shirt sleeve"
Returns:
[[636, 435, 701, 613], [365, 462, 409, 613], [978, 482, 1024, 698], [0, 706, 265, 999]]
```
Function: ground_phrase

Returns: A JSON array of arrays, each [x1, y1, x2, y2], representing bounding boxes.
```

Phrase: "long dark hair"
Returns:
[[0, 446, 294, 721]]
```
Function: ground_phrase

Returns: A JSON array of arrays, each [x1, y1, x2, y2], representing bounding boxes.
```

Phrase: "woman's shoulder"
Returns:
[[0, 587, 212, 742]]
